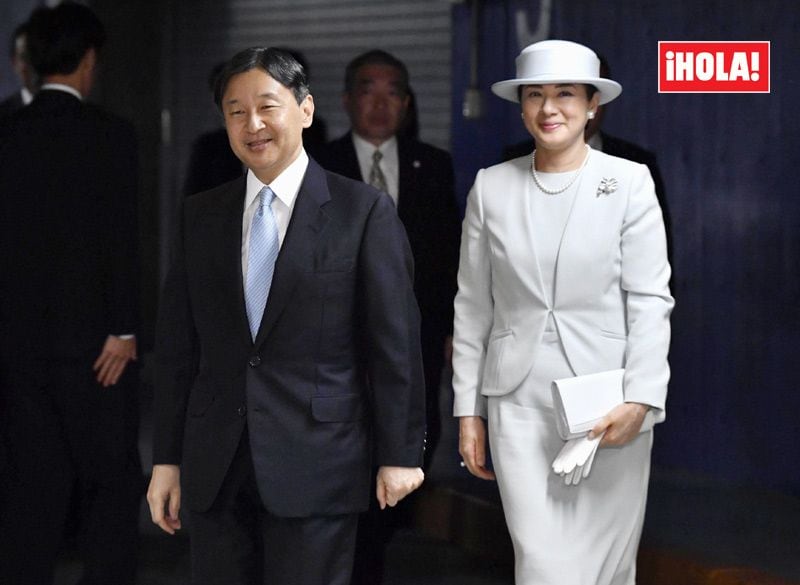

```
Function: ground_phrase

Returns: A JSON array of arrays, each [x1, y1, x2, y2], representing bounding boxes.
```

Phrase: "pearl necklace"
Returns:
[[530, 145, 591, 195]]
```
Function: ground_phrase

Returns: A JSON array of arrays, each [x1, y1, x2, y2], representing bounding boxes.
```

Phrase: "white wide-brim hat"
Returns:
[[491, 40, 622, 105]]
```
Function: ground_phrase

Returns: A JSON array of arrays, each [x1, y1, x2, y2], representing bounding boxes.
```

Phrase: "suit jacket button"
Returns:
[[249, 355, 261, 367], [237, 406, 247, 417]]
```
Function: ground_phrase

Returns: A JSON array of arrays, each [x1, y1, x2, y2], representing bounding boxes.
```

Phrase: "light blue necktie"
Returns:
[[245, 186, 279, 340]]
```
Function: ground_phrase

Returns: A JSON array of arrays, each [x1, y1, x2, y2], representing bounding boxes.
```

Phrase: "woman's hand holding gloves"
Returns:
[[552, 402, 650, 485], [551, 432, 604, 485]]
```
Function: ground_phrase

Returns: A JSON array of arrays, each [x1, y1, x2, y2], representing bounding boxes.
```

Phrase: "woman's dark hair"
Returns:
[[213, 47, 309, 109]]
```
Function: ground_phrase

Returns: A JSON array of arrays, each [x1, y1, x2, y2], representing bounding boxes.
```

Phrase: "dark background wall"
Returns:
[[451, 0, 800, 496]]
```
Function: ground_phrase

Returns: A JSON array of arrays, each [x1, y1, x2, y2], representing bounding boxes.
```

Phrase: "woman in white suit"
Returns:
[[453, 40, 673, 585]]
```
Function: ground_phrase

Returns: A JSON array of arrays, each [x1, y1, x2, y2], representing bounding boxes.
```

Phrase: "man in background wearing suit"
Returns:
[[0, 4, 141, 585], [146, 47, 425, 585], [316, 49, 461, 585], [0, 21, 38, 118]]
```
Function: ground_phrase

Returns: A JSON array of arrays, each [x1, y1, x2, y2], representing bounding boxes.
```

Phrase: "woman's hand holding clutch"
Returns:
[[590, 402, 649, 447]]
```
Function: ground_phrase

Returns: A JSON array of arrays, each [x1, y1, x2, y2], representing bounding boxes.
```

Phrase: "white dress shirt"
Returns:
[[241, 149, 308, 283], [351, 132, 399, 205]]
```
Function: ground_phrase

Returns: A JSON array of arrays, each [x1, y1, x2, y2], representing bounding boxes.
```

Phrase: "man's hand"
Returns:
[[93, 335, 137, 387], [147, 464, 182, 535], [590, 402, 649, 447], [376, 466, 424, 510], [458, 416, 496, 480]]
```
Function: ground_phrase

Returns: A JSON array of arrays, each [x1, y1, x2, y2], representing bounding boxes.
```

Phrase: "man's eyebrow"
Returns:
[[224, 92, 280, 106]]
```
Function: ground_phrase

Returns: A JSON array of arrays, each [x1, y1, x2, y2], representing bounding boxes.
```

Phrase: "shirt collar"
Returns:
[[40, 83, 83, 101], [21, 87, 34, 105], [245, 148, 309, 211], [352, 132, 397, 157]]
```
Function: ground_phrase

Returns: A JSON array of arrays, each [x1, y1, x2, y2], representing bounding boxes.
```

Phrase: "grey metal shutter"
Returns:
[[161, 0, 452, 273], [223, 0, 452, 150], [165, 0, 452, 192]]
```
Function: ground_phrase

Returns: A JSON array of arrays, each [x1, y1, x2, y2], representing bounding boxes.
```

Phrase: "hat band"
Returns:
[[515, 49, 601, 81]]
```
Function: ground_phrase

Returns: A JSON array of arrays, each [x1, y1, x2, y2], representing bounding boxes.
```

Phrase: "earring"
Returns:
[[587, 111, 595, 120], [521, 112, 525, 119]]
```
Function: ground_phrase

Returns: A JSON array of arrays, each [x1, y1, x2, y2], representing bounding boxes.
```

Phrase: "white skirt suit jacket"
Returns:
[[452, 149, 674, 421]]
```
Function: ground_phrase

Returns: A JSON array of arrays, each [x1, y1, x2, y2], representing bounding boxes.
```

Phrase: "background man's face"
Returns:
[[344, 64, 409, 146]]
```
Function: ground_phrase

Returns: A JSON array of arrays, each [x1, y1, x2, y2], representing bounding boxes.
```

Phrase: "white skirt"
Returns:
[[487, 330, 652, 585]]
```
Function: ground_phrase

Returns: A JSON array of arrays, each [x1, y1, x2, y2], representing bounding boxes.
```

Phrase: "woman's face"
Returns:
[[520, 83, 599, 154]]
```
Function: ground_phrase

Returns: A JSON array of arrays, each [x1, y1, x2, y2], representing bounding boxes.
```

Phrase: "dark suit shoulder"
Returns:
[[322, 133, 352, 152], [314, 134, 355, 172], [313, 135, 358, 184], [75, 102, 137, 143], [317, 133, 351, 155], [3, 92, 136, 151], [185, 175, 245, 209], [317, 134, 455, 180], [502, 139, 534, 162], [400, 137, 452, 163], [322, 167, 383, 206], [599, 133, 658, 167], [0, 92, 24, 120]]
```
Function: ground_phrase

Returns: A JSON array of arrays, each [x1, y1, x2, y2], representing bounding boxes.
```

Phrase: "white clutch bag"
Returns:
[[551, 368, 657, 485], [551, 369, 625, 440]]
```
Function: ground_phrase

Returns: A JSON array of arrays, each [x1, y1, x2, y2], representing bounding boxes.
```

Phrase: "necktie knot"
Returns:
[[372, 150, 383, 164], [258, 186, 276, 215]]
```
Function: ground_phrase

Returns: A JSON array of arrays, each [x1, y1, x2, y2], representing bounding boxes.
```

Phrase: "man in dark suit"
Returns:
[[316, 48, 461, 585], [0, 21, 37, 118], [0, 4, 141, 585], [146, 47, 426, 585]]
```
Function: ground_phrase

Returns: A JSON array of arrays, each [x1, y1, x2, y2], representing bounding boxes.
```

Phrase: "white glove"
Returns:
[[551, 432, 604, 486]]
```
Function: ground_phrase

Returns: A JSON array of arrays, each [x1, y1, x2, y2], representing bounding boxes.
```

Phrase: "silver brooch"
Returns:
[[596, 177, 618, 197]]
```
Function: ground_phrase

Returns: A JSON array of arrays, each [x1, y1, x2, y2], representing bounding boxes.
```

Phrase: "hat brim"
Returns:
[[491, 77, 622, 105]]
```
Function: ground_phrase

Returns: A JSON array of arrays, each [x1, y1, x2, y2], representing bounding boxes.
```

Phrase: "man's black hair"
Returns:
[[213, 47, 309, 109], [25, 2, 105, 77], [343, 49, 410, 96]]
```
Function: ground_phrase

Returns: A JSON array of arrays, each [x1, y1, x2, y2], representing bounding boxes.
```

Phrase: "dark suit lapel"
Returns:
[[213, 177, 253, 347], [252, 159, 331, 348]]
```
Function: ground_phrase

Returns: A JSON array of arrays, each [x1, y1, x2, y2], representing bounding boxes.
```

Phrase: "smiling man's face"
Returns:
[[222, 68, 314, 184]]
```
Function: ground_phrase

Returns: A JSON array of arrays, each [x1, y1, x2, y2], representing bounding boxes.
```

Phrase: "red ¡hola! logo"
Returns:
[[658, 41, 770, 93]]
